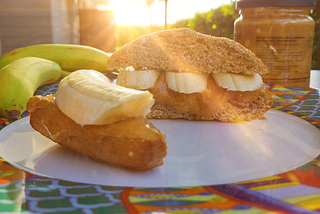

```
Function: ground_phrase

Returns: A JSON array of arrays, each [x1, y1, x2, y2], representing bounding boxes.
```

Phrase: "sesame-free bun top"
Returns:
[[106, 28, 268, 75]]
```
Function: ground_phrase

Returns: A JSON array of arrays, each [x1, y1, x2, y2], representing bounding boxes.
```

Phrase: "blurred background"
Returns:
[[0, 0, 319, 69]]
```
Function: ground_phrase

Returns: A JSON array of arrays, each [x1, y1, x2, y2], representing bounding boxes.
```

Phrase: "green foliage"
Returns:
[[171, 19, 190, 29], [171, 1, 239, 39]]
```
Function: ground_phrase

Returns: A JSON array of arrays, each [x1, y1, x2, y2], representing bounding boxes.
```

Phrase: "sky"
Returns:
[[106, 0, 234, 26]]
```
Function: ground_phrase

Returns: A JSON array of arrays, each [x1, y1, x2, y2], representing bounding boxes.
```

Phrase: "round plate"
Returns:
[[0, 110, 320, 187]]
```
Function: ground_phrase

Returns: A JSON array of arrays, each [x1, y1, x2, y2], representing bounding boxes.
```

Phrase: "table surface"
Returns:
[[1, 72, 320, 213]]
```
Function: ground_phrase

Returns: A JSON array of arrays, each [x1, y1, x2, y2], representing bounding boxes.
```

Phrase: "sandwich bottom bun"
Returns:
[[148, 93, 273, 122]]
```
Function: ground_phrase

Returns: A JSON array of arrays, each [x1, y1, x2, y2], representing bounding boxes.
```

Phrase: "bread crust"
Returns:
[[106, 28, 268, 75], [27, 95, 167, 170]]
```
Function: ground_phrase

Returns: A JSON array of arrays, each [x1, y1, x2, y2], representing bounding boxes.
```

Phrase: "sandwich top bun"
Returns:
[[106, 28, 268, 75]]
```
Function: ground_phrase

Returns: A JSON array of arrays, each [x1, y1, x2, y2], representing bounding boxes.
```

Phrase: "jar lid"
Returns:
[[236, 0, 315, 9]]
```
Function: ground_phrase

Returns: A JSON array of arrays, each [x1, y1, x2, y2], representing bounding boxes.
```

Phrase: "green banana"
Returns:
[[0, 44, 111, 73], [0, 57, 71, 119]]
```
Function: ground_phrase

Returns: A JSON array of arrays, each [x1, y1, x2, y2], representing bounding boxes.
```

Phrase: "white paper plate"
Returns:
[[1, 110, 320, 187]]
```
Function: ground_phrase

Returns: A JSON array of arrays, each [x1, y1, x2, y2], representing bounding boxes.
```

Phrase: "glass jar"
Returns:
[[234, 0, 315, 87]]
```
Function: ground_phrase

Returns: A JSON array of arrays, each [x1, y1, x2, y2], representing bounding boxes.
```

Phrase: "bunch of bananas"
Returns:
[[0, 44, 112, 119]]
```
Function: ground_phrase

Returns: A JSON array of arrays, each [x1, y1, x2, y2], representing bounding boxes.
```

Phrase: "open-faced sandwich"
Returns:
[[106, 28, 273, 122], [27, 70, 167, 170]]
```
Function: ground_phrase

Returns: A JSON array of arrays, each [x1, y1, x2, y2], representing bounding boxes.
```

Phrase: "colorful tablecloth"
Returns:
[[0, 83, 320, 214]]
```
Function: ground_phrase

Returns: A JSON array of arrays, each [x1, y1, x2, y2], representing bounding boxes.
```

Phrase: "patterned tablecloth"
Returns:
[[0, 83, 320, 214]]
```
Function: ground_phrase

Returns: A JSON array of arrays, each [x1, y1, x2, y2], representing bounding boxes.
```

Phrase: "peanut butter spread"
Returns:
[[148, 72, 269, 117], [27, 95, 165, 144]]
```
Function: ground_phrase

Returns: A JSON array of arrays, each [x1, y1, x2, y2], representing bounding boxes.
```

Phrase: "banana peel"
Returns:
[[0, 57, 72, 119], [0, 44, 111, 73]]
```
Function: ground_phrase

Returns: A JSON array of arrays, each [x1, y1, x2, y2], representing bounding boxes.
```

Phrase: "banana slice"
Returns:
[[117, 67, 161, 89], [211, 73, 263, 91], [55, 69, 154, 126], [166, 72, 209, 94]]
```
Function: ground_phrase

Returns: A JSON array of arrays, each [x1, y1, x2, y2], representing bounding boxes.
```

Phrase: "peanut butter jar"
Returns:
[[234, 0, 315, 87]]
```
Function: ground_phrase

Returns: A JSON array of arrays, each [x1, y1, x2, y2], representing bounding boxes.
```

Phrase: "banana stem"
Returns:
[[61, 70, 72, 78]]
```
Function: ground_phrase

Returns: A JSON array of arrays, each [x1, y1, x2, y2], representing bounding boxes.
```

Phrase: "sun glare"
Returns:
[[110, 0, 153, 26], [103, 0, 233, 26]]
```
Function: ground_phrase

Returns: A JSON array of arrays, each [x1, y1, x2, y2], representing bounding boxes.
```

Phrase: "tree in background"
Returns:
[[159, 0, 169, 29], [144, 0, 155, 30], [172, 1, 238, 39]]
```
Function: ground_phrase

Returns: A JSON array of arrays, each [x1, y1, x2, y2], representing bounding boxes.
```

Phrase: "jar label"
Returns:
[[235, 34, 314, 87]]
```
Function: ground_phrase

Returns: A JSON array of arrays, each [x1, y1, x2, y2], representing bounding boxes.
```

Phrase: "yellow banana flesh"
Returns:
[[55, 70, 154, 126], [0, 44, 111, 73], [211, 73, 263, 91], [165, 72, 209, 94], [0, 57, 68, 119], [117, 68, 161, 90]]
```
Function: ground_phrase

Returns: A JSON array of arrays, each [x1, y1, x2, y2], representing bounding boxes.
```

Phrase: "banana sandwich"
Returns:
[[106, 28, 273, 122], [27, 70, 167, 170]]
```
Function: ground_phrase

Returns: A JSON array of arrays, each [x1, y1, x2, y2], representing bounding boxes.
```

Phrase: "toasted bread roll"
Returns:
[[106, 28, 268, 75], [27, 95, 167, 170]]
